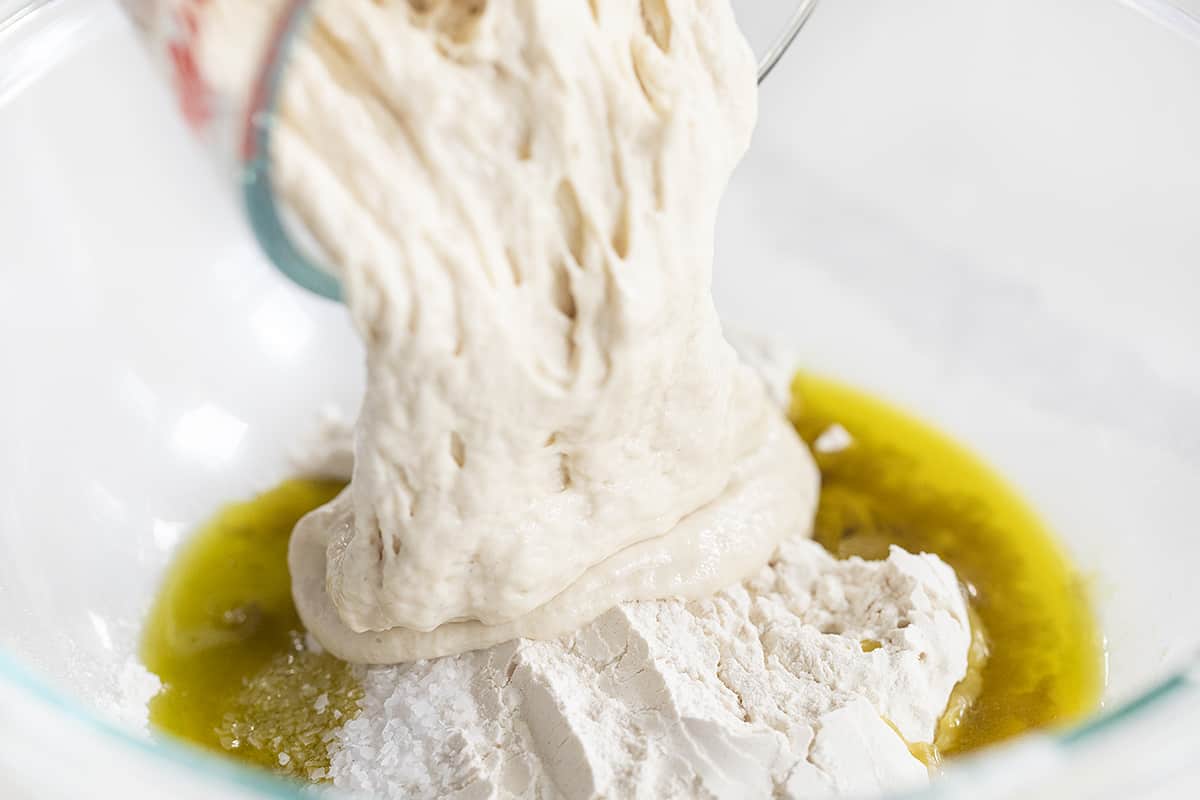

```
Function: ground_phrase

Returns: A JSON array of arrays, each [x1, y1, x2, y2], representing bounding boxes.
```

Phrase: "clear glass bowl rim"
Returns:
[[2, 0, 1200, 796]]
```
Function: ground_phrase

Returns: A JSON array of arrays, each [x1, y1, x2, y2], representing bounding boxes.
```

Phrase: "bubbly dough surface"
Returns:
[[260, 0, 821, 662]]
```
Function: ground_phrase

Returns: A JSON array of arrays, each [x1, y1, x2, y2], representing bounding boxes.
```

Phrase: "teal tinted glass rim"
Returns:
[[238, 0, 820, 302], [1060, 656, 1199, 746], [0, 649, 310, 798], [0, 645, 1196, 799], [240, 0, 341, 302]]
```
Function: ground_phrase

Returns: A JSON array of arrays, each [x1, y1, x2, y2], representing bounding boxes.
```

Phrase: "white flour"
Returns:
[[325, 539, 970, 799]]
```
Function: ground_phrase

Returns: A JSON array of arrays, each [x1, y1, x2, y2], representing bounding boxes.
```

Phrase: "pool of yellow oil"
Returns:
[[140, 478, 360, 781], [790, 373, 1103, 757], [141, 375, 1102, 779]]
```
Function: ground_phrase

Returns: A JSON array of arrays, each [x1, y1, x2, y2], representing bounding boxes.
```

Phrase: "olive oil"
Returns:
[[790, 373, 1102, 756], [140, 479, 360, 780], [141, 373, 1102, 779]]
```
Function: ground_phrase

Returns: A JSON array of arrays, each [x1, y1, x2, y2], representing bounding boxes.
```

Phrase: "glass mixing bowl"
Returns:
[[2, 0, 1199, 798]]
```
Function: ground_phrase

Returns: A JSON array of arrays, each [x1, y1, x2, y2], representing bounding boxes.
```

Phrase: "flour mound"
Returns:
[[328, 540, 971, 799]]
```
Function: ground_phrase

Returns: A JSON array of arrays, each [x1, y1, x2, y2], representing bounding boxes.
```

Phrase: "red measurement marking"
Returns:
[[240, 0, 309, 161], [166, 0, 213, 131]]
